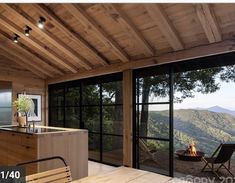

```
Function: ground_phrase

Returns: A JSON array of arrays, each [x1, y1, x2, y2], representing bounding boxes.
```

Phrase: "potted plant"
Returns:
[[13, 95, 32, 127]]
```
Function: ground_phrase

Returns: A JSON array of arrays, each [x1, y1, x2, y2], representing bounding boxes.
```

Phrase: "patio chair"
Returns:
[[139, 139, 158, 163], [17, 156, 72, 183], [201, 143, 235, 179]]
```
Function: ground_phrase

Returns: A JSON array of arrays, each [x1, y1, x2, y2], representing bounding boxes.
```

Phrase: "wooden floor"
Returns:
[[88, 160, 234, 183], [75, 166, 172, 183], [88, 161, 116, 176], [89, 149, 123, 166]]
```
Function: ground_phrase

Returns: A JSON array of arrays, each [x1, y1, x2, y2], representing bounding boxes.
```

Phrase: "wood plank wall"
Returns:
[[0, 59, 46, 125]]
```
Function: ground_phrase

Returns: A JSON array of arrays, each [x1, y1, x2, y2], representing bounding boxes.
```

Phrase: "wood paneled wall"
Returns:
[[0, 59, 46, 125]]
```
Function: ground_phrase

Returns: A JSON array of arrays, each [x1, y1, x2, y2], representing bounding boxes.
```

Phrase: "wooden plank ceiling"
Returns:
[[1, 4, 235, 80]]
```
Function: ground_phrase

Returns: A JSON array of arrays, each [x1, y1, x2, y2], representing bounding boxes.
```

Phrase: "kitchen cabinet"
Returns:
[[0, 126, 88, 180]]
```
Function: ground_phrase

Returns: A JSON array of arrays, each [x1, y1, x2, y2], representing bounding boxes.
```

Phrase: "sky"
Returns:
[[147, 78, 235, 111], [174, 80, 235, 110]]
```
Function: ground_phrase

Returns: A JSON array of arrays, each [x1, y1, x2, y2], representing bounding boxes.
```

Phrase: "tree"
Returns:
[[139, 66, 235, 137], [102, 81, 123, 150], [83, 81, 123, 151]]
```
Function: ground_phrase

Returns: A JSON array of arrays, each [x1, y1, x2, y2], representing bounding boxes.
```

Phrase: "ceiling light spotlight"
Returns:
[[37, 17, 46, 29], [13, 34, 20, 43], [24, 26, 32, 37]]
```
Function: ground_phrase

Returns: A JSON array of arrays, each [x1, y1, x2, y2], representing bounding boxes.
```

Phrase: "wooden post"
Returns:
[[123, 70, 133, 167], [44, 80, 48, 126]]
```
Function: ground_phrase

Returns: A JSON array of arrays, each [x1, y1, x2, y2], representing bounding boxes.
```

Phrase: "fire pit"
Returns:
[[175, 150, 205, 161], [175, 141, 205, 161]]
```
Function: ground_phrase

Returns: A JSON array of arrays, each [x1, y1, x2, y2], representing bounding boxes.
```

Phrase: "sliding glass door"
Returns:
[[134, 52, 235, 177], [49, 85, 65, 127], [102, 81, 123, 165], [49, 73, 123, 166], [82, 82, 101, 161], [134, 67, 173, 176]]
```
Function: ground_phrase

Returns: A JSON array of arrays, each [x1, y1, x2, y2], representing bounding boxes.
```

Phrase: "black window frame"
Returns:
[[48, 73, 123, 166], [133, 65, 174, 176], [133, 51, 235, 177]]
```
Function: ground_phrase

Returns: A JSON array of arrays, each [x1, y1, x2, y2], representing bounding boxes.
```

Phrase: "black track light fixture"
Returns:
[[24, 26, 32, 37], [13, 34, 20, 43], [37, 16, 46, 29]]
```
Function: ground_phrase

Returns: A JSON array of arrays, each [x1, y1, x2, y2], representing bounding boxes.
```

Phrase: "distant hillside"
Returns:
[[207, 106, 235, 117], [147, 109, 235, 157]]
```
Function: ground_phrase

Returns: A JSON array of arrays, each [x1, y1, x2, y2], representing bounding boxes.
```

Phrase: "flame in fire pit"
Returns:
[[185, 141, 197, 156]]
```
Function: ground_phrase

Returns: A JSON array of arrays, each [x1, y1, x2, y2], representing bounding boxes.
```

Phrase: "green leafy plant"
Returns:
[[13, 95, 32, 116]]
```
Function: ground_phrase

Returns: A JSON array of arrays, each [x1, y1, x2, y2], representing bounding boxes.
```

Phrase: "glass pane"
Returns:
[[82, 107, 100, 132], [82, 84, 100, 105], [89, 133, 100, 161], [49, 107, 64, 127], [50, 88, 64, 107], [139, 139, 169, 176], [102, 81, 123, 105], [103, 106, 123, 135], [137, 75, 170, 104], [65, 107, 80, 128], [136, 78, 140, 104], [65, 86, 80, 106], [173, 66, 235, 177], [138, 104, 169, 139], [103, 135, 123, 165]]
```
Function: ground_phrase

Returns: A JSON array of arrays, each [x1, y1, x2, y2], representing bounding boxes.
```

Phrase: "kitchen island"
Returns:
[[0, 125, 88, 180]]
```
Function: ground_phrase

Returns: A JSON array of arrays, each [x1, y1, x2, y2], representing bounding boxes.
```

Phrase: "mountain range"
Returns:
[[194, 106, 235, 117], [207, 106, 235, 117], [148, 108, 235, 157]]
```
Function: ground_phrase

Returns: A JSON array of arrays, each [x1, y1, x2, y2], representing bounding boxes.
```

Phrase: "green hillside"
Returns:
[[148, 109, 235, 157]]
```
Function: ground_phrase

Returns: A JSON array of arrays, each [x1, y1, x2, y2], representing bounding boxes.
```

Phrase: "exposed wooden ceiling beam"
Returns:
[[63, 4, 129, 62], [1, 4, 92, 70], [0, 42, 54, 78], [0, 32, 60, 78], [0, 14, 78, 73], [145, 4, 184, 51], [196, 4, 222, 43], [34, 4, 109, 66], [0, 50, 46, 79], [48, 39, 235, 84], [82, 4, 96, 10], [103, 4, 155, 56]]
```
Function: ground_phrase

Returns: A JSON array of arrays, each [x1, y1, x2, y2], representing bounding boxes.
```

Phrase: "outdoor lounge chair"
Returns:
[[139, 138, 158, 163], [201, 143, 235, 179], [17, 156, 72, 183]]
